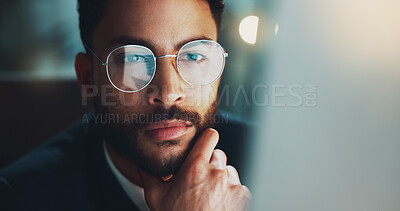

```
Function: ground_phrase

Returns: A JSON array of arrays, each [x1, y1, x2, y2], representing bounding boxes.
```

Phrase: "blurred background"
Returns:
[[1, 0, 400, 210], [0, 0, 85, 169]]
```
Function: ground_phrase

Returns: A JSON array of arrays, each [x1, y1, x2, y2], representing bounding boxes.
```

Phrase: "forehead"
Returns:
[[92, 0, 217, 53]]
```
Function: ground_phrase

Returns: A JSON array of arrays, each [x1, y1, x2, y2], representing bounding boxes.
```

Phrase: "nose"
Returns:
[[146, 57, 186, 108]]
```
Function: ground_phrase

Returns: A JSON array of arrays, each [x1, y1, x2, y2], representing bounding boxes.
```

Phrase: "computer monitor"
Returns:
[[248, 0, 400, 210]]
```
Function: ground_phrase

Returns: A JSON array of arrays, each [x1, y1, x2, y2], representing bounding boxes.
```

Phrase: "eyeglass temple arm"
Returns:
[[84, 44, 107, 66]]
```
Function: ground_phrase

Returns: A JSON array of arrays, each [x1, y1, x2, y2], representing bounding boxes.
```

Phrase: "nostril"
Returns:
[[175, 97, 183, 102], [148, 94, 185, 106], [153, 98, 163, 104]]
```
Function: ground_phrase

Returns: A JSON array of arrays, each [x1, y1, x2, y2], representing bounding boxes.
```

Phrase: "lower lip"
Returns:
[[144, 126, 190, 141]]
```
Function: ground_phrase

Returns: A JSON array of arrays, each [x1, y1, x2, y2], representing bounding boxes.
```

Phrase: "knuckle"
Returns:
[[226, 185, 251, 210], [210, 168, 227, 181], [226, 165, 238, 173], [230, 185, 251, 200], [213, 149, 226, 156], [242, 185, 252, 199], [231, 185, 246, 198], [213, 149, 227, 160]]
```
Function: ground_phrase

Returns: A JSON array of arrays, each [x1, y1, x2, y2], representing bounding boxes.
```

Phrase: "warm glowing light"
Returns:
[[275, 23, 279, 36], [239, 16, 259, 45]]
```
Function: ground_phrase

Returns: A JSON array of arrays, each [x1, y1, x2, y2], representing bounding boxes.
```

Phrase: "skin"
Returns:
[[75, 0, 251, 210]]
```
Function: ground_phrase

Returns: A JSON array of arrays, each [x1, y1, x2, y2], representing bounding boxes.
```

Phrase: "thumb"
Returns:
[[183, 128, 220, 168]]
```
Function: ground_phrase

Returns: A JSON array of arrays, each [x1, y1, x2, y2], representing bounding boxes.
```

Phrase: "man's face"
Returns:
[[89, 0, 220, 177]]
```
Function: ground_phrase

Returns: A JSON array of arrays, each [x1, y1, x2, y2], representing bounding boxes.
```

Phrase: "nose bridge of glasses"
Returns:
[[155, 54, 180, 76], [155, 54, 177, 59]]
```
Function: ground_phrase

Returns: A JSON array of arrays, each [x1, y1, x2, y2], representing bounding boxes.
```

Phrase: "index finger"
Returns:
[[183, 128, 219, 166]]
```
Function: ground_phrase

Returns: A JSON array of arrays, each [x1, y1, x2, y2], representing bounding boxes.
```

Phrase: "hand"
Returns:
[[139, 128, 251, 211]]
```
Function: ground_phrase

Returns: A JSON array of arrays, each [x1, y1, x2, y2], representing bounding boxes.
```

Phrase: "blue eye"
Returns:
[[184, 53, 206, 62], [187, 53, 198, 61], [125, 55, 145, 63]]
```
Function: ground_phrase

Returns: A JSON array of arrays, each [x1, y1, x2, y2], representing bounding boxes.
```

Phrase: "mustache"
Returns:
[[133, 105, 202, 130]]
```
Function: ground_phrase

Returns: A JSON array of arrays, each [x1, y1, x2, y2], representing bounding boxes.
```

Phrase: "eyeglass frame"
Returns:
[[85, 39, 229, 93]]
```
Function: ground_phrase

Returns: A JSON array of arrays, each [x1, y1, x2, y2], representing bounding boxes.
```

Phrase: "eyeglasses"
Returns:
[[86, 40, 228, 93]]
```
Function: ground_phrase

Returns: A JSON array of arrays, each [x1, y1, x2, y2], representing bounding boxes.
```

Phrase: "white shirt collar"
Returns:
[[103, 141, 150, 211]]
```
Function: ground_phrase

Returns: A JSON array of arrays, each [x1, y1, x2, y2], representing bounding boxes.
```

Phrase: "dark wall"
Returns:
[[0, 80, 87, 169]]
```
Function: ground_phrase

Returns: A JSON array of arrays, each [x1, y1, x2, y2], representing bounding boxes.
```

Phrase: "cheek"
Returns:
[[97, 86, 144, 113], [93, 64, 110, 89], [93, 65, 145, 111], [117, 93, 144, 109], [184, 85, 218, 112]]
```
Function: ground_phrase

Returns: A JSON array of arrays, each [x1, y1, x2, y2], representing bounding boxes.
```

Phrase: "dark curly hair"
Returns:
[[78, 0, 225, 47]]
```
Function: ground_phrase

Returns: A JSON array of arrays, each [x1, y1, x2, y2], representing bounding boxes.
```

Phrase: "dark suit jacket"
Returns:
[[0, 110, 250, 211]]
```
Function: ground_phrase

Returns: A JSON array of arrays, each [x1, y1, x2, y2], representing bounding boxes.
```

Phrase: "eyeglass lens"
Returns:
[[106, 40, 225, 92]]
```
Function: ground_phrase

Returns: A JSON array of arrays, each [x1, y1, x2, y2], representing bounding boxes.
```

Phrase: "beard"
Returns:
[[95, 100, 218, 178]]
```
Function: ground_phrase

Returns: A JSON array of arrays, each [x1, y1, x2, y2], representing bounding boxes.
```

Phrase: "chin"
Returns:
[[140, 136, 190, 157], [134, 133, 196, 177], [136, 143, 190, 177]]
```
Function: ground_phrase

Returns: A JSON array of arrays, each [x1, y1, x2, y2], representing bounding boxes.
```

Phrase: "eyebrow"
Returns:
[[105, 35, 214, 54]]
